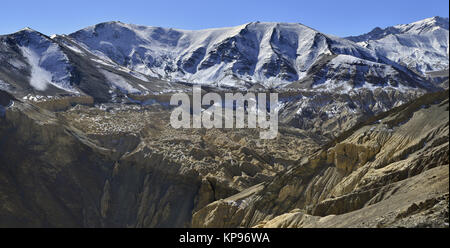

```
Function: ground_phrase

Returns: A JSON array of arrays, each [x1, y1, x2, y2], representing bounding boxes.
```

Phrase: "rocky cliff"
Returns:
[[191, 90, 449, 228], [0, 91, 322, 227], [1, 89, 448, 227]]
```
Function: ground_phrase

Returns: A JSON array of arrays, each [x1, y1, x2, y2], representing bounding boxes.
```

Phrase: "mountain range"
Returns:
[[0, 17, 448, 102]]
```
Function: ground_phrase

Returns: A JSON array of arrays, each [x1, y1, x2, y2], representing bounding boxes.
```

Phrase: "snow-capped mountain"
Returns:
[[67, 21, 391, 89], [14, 28, 77, 93], [347, 16, 449, 75], [0, 29, 76, 95], [285, 53, 428, 92], [0, 17, 448, 102], [0, 28, 189, 101]]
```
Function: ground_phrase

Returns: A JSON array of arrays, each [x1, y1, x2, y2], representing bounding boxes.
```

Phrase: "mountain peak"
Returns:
[[345, 16, 449, 75], [21, 27, 34, 31], [347, 16, 449, 42], [404, 16, 449, 32], [8, 27, 52, 42], [419, 16, 449, 25], [14, 27, 41, 35]]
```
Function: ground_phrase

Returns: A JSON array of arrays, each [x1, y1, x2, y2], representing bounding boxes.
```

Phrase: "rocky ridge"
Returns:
[[191, 90, 449, 228]]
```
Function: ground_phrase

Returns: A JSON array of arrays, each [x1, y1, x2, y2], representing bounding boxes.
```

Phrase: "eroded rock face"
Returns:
[[256, 166, 449, 228], [277, 88, 424, 139], [0, 95, 322, 227], [191, 90, 449, 228], [100, 149, 202, 227], [0, 101, 111, 227], [0, 89, 448, 227]]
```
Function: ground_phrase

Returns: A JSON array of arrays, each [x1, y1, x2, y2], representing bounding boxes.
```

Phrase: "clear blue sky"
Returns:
[[1, 0, 448, 37]]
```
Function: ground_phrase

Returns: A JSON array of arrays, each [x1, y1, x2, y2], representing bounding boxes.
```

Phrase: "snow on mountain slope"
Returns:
[[99, 69, 140, 94], [14, 28, 78, 93], [68, 21, 380, 88], [0, 17, 447, 102], [347, 17, 449, 41], [347, 17, 449, 75], [286, 53, 430, 93], [0, 28, 192, 101]]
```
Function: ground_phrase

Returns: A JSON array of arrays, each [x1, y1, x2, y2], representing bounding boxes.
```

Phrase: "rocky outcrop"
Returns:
[[0, 101, 111, 227], [255, 165, 449, 228], [191, 90, 449, 228], [1, 88, 448, 227], [278, 88, 425, 138], [0, 95, 322, 227]]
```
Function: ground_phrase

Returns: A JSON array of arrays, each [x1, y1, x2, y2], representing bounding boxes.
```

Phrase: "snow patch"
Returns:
[[64, 43, 85, 54], [17, 31, 78, 93], [0, 80, 12, 91], [99, 69, 140, 94], [20, 46, 54, 91], [8, 59, 27, 69]]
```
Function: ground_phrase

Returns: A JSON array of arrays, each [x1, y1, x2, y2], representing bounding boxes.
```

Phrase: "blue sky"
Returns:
[[1, 0, 448, 37]]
